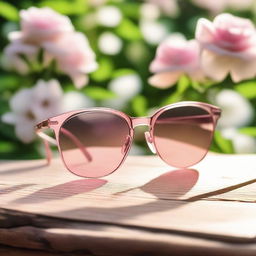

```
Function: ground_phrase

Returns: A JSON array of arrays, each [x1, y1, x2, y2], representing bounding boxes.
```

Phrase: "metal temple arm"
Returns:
[[35, 120, 92, 165]]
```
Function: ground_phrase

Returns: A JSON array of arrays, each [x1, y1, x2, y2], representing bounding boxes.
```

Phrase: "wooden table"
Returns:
[[0, 154, 256, 255]]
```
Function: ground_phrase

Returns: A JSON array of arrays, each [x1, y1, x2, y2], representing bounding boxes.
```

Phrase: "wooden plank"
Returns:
[[0, 209, 256, 256], [0, 154, 256, 255], [0, 245, 93, 256]]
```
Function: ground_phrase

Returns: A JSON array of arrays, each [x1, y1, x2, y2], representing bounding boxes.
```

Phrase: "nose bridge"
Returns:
[[132, 117, 151, 128]]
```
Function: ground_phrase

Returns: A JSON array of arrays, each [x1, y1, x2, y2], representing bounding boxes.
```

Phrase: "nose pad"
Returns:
[[145, 131, 156, 154], [121, 135, 132, 155]]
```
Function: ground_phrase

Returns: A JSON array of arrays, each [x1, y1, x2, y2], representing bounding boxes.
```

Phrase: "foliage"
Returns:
[[1, 0, 256, 159]]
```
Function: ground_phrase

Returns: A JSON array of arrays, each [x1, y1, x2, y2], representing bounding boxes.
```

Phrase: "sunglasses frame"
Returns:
[[36, 101, 221, 177]]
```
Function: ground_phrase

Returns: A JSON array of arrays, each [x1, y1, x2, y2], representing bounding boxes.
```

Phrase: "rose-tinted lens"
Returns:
[[58, 111, 131, 178], [153, 106, 214, 168]]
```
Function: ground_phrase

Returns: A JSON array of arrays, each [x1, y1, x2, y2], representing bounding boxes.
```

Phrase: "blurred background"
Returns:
[[1, 0, 256, 159]]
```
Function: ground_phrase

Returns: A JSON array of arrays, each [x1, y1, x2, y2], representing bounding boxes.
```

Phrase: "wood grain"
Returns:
[[1, 208, 256, 256], [0, 154, 256, 255]]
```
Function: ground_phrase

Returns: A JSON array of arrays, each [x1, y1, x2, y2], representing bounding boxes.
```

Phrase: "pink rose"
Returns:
[[196, 13, 256, 82], [10, 7, 74, 44], [4, 7, 98, 84], [43, 32, 98, 88], [149, 35, 205, 88]]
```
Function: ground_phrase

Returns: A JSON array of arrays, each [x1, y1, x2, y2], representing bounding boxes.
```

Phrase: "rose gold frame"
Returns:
[[36, 101, 221, 177]]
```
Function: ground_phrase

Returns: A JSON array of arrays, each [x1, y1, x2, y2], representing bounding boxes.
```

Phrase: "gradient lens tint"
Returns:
[[58, 111, 131, 178], [153, 106, 214, 168]]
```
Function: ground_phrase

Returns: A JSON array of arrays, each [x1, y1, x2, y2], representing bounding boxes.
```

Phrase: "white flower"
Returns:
[[102, 74, 142, 110], [62, 91, 95, 112], [221, 127, 256, 153], [88, 0, 107, 7], [43, 32, 98, 88], [140, 20, 168, 45], [3, 41, 38, 74], [212, 89, 255, 154], [147, 0, 179, 17], [214, 89, 254, 128], [101, 98, 128, 110], [2, 79, 63, 143], [192, 0, 254, 14], [98, 32, 122, 55], [108, 74, 142, 100], [32, 79, 63, 120], [2, 89, 36, 143], [96, 6, 122, 27], [140, 3, 160, 20]]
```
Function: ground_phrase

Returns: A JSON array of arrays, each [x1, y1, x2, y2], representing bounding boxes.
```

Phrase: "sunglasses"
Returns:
[[36, 101, 221, 178]]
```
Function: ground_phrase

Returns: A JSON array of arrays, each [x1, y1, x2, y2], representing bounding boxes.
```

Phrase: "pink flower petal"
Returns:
[[230, 59, 256, 82], [148, 71, 181, 89], [43, 32, 97, 84], [203, 43, 256, 60], [195, 18, 215, 43], [201, 50, 230, 82], [20, 7, 74, 44], [196, 13, 256, 84], [70, 73, 89, 89], [213, 13, 255, 31], [150, 36, 201, 73]]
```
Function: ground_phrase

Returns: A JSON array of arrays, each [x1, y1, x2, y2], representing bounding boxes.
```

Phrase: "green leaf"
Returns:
[[161, 92, 182, 106], [177, 75, 190, 94], [239, 127, 256, 137], [0, 122, 15, 139], [0, 75, 19, 92], [112, 68, 135, 78], [116, 19, 142, 41], [0, 141, 16, 153], [190, 80, 207, 93], [0, 1, 18, 21], [91, 58, 114, 82], [235, 81, 256, 99], [117, 2, 140, 19], [0, 98, 9, 115], [131, 95, 147, 116], [83, 86, 116, 100], [214, 130, 234, 154], [39, 0, 88, 15]]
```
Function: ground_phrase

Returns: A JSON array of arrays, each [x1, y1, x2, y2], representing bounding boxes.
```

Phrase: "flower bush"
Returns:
[[4, 7, 97, 87], [1, 0, 256, 159]]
